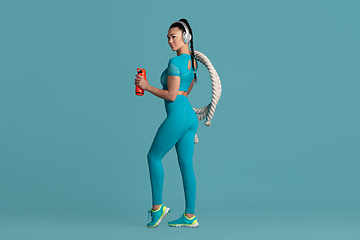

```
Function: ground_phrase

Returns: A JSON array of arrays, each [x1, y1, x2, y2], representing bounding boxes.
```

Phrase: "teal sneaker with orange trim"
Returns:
[[147, 204, 170, 228], [168, 213, 199, 228]]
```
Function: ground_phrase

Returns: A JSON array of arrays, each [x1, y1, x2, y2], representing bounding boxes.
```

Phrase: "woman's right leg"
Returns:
[[147, 115, 186, 208]]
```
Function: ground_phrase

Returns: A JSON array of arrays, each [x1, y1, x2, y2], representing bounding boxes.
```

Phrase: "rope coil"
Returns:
[[193, 50, 222, 143]]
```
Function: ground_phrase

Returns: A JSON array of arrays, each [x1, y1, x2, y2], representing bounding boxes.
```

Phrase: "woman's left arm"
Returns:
[[187, 60, 197, 95], [187, 79, 195, 95]]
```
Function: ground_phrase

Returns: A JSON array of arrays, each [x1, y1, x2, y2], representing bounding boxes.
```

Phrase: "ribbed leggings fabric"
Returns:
[[147, 95, 198, 214]]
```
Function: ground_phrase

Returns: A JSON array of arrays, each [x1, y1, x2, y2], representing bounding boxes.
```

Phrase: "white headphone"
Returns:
[[175, 21, 192, 44]]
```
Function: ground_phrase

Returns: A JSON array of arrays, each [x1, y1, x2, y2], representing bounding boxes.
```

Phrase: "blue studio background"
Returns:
[[1, 0, 359, 239]]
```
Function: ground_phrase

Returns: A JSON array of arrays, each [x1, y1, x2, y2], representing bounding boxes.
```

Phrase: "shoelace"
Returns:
[[171, 213, 184, 223]]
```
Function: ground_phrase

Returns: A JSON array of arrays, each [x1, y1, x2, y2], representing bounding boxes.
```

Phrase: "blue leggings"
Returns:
[[147, 95, 198, 214]]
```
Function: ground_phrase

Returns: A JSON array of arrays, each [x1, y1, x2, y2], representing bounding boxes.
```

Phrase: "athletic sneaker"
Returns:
[[168, 213, 199, 228], [147, 204, 170, 228]]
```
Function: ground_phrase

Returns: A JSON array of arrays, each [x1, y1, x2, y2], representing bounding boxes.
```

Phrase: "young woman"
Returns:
[[135, 19, 199, 228]]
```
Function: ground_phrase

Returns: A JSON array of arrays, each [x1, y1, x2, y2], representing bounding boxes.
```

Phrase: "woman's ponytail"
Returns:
[[179, 19, 197, 82], [170, 19, 197, 82]]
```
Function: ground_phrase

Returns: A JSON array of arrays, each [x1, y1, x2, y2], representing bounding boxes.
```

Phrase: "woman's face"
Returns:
[[167, 27, 185, 51]]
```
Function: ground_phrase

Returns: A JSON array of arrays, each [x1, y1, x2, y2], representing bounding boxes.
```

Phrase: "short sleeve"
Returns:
[[167, 58, 180, 76]]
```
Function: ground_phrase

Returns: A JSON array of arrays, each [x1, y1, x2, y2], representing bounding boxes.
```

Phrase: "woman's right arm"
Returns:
[[135, 74, 180, 102]]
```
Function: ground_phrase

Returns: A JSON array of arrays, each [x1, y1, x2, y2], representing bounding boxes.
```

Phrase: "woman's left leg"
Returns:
[[175, 127, 197, 215]]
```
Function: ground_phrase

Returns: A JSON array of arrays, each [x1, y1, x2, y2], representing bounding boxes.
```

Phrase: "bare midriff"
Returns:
[[178, 91, 188, 97]]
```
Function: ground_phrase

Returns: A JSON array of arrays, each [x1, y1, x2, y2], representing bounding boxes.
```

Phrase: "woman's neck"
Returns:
[[176, 45, 190, 56]]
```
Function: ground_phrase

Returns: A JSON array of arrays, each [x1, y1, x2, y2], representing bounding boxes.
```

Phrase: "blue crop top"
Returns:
[[160, 53, 198, 92]]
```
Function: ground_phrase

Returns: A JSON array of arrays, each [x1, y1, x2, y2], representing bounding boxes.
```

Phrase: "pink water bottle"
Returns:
[[136, 68, 146, 96]]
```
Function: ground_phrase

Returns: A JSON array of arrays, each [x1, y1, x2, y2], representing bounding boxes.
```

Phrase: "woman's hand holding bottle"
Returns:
[[135, 68, 149, 95]]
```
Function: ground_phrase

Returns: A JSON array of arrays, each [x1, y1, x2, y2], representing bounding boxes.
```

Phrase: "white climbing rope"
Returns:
[[193, 50, 222, 143]]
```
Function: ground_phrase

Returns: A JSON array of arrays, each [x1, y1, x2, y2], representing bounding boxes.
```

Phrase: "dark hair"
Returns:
[[169, 18, 197, 82]]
